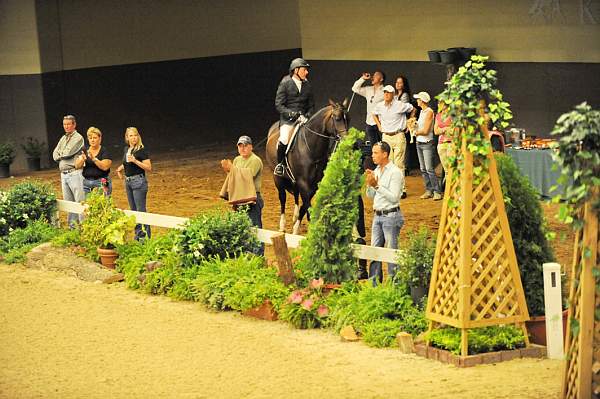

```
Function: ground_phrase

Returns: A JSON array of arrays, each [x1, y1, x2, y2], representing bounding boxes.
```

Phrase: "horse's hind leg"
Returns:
[[278, 187, 287, 232]]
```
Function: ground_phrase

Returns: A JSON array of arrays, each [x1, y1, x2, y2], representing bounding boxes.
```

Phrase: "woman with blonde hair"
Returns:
[[116, 127, 152, 240], [75, 127, 112, 196]]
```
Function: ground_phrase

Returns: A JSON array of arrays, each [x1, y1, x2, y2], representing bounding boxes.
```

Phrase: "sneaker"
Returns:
[[274, 163, 285, 177], [433, 192, 443, 201], [420, 191, 433, 199], [401, 191, 407, 199]]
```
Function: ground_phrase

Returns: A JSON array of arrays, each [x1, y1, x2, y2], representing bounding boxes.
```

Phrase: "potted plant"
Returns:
[[396, 226, 436, 306], [81, 190, 136, 268], [0, 142, 16, 178], [21, 137, 45, 171]]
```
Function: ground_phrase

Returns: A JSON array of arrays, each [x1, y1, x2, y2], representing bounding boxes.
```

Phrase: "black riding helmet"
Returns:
[[289, 58, 310, 74]]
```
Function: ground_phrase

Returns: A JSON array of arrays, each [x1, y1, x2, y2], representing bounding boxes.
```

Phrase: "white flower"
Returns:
[[22, 213, 29, 219], [193, 250, 200, 257]]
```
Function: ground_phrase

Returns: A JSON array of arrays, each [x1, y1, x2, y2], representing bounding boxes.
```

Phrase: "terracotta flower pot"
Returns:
[[525, 309, 568, 346], [322, 283, 341, 294], [242, 300, 278, 321], [97, 247, 118, 269]]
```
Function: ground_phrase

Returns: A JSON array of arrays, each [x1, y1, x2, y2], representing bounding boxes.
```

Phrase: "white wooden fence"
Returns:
[[57, 199, 401, 263]]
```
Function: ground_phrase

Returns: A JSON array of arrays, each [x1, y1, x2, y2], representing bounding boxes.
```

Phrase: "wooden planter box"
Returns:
[[414, 344, 546, 367], [242, 300, 278, 321]]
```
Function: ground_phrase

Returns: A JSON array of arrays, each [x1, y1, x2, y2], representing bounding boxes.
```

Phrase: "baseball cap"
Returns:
[[237, 135, 252, 145], [382, 85, 395, 93], [413, 91, 431, 103]]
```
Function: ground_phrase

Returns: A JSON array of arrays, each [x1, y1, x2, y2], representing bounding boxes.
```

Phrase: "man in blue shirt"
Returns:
[[365, 141, 404, 285]]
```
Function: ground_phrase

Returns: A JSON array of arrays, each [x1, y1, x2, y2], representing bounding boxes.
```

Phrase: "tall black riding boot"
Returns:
[[274, 142, 286, 176]]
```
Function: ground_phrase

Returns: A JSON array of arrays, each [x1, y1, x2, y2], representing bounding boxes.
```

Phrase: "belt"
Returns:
[[382, 131, 400, 136], [417, 140, 433, 144], [125, 173, 145, 181], [374, 206, 399, 216], [61, 169, 78, 174]]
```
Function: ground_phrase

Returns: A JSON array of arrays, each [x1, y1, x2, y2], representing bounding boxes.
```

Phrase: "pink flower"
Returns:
[[309, 278, 324, 289], [301, 299, 314, 310], [289, 290, 304, 304], [317, 304, 329, 317]]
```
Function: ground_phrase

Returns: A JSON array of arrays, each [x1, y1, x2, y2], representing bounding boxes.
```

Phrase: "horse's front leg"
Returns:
[[278, 186, 287, 232], [293, 185, 315, 235]]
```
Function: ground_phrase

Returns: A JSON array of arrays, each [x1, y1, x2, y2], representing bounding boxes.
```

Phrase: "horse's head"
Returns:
[[326, 98, 350, 138]]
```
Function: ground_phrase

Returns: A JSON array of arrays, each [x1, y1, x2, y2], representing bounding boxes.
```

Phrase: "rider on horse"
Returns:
[[274, 57, 315, 177]]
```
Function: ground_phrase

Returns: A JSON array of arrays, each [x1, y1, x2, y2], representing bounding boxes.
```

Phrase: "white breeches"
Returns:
[[279, 124, 294, 145]]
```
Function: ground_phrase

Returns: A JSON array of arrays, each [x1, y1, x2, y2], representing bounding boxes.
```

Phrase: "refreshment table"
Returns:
[[505, 147, 565, 198]]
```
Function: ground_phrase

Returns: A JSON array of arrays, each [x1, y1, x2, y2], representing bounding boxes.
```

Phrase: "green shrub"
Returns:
[[361, 319, 404, 348], [0, 180, 57, 236], [0, 219, 59, 263], [116, 231, 180, 290], [426, 325, 526, 355], [178, 209, 261, 267], [396, 226, 436, 293], [192, 255, 289, 312], [324, 282, 427, 344], [296, 127, 364, 283], [0, 142, 16, 165], [495, 153, 556, 316], [21, 137, 45, 158], [52, 228, 86, 248]]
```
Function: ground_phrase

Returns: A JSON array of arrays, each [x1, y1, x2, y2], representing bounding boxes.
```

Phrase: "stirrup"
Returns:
[[274, 163, 285, 177]]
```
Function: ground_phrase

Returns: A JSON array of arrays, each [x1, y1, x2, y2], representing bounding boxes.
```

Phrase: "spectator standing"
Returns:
[[52, 115, 85, 227], [365, 141, 404, 286], [220, 135, 264, 255], [373, 85, 414, 201], [351, 70, 386, 148], [395, 75, 416, 198], [116, 127, 152, 240], [413, 92, 442, 200], [75, 127, 112, 196]]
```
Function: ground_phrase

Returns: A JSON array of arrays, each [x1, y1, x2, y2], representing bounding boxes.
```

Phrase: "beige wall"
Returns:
[[57, 0, 301, 70], [0, 0, 41, 75], [298, 0, 600, 62]]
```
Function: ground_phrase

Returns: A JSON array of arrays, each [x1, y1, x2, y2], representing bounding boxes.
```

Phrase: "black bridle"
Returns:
[[301, 105, 348, 155]]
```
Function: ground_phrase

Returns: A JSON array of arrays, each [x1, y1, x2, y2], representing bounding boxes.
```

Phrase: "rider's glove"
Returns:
[[298, 114, 308, 124]]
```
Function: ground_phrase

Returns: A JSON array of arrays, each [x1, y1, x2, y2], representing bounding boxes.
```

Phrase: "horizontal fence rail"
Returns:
[[57, 199, 401, 263]]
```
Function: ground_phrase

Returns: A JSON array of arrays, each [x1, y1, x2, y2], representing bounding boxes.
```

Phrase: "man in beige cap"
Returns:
[[373, 85, 414, 198]]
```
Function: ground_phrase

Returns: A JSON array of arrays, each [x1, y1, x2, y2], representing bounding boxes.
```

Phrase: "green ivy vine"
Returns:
[[550, 102, 600, 324], [551, 102, 600, 228], [437, 55, 512, 186]]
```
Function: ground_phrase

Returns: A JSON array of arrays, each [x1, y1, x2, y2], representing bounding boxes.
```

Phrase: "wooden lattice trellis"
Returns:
[[425, 135, 530, 356], [561, 193, 600, 398]]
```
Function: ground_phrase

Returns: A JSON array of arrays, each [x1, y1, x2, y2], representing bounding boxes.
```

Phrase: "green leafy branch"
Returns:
[[437, 55, 512, 186]]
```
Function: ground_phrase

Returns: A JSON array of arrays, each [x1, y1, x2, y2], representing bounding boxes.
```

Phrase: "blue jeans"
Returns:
[[416, 141, 441, 194], [83, 177, 112, 197], [235, 193, 264, 256], [125, 174, 151, 240], [60, 169, 85, 228], [369, 210, 404, 286]]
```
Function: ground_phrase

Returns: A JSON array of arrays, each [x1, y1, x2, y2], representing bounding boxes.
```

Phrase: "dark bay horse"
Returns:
[[266, 99, 349, 234]]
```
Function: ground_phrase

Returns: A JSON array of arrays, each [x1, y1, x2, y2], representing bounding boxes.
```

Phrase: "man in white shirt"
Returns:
[[373, 85, 414, 198], [365, 141, 405, 286], [351, 70, 385, 150]]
